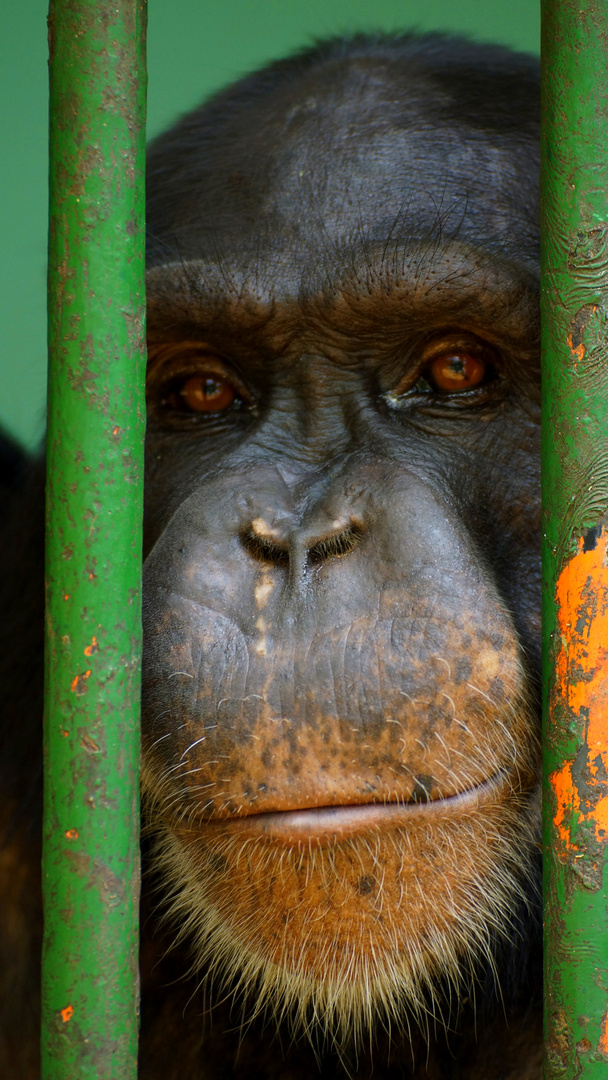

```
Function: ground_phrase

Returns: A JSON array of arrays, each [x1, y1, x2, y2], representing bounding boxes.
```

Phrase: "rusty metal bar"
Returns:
[[541, 1, 608, 1075], [42, 1, 147, 1075]]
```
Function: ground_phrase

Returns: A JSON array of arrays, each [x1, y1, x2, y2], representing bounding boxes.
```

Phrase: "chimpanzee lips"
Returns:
[[191, 772, 506, 845]]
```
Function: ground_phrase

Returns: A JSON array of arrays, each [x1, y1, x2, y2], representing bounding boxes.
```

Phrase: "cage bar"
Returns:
[[541, 1, 608, 1076], [42, 1, 147, 1075]]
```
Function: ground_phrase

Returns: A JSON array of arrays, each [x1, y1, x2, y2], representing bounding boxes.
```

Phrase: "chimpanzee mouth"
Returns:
[[193, 773, 506, 844]]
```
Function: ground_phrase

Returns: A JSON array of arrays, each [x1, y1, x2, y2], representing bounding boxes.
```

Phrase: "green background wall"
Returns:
[[1, 1, 539, 450]]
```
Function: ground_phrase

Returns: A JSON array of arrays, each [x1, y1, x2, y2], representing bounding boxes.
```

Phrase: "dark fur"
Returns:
[[0, 34, 542, 1078]]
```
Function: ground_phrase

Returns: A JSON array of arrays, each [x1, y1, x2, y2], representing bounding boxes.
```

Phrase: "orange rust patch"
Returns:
[[84, 636, 98, 657], [550, 528, 608, 849], [65, 829, 79, 840], [566, 333, 586, 365], [70, 669, 92, 695], [594, 794, 608, 840], [60, 1004, 73, 1023], [567, 304, 597, 368], [599, 1006, 608, 1055], [550, 761, 580, 850]]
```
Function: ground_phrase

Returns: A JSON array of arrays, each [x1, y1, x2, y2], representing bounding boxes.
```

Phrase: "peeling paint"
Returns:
[[550, 527, 608, 849], [551, 760, 579, 850]]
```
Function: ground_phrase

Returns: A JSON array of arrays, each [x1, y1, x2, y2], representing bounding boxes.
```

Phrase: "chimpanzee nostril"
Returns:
[[240, 520, 363, 567], [241, 529, 290, 566], [306, 522, 364, 564]]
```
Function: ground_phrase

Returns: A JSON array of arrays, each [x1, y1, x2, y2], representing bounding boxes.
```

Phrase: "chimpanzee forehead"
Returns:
[[146, 40, 540, 271]]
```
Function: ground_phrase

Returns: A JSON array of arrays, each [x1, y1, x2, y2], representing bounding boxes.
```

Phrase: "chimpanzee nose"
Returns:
[[240, 515, 364, 568]]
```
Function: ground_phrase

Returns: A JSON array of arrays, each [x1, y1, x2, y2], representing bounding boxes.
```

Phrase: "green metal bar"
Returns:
[[42, 1, 147, 1076], [541, 1, 608, 1075]]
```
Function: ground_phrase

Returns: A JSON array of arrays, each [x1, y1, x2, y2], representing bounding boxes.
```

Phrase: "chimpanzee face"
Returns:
[[141, 35, 540, 1043]]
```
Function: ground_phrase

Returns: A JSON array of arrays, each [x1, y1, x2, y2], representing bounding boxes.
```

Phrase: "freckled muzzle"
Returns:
[[140, 453, 539, 1032], [141, 593, 533, 818], [141, 460, 537, 823]]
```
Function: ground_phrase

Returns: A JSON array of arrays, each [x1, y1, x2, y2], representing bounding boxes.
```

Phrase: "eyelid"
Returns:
[[419, 333, 496, 366], [389, 334, 499, 398], [147, 340, 252, 402], [148, 341, 227, 376]]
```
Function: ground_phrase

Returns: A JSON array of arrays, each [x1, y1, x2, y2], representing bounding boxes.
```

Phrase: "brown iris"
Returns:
[[427, 352, 486, 392], [175, 374, 236, 413]]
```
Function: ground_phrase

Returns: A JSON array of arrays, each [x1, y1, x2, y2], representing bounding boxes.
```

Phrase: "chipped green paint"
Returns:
[[541, 1, 608, 1076], [42, 1, 147, 1076]]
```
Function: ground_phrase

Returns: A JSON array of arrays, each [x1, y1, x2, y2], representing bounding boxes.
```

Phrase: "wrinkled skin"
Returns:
[[0, 34, 542, 1079]]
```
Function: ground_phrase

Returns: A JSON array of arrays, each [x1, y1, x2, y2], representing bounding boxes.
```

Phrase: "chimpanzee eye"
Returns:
[[146, 341, 251, 420], [425, 351, 487, 393], [387, 337, 499, 406], [167, 373, 237, 414]]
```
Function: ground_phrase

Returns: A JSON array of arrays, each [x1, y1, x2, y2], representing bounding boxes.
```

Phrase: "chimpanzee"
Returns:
[[0, 33, 542, 1079]]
